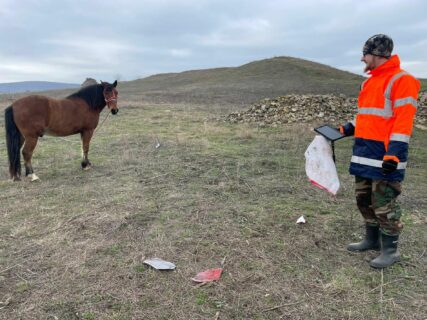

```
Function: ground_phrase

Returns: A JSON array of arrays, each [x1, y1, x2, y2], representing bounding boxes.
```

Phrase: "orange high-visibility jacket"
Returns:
[[342, 55, 420, 181]]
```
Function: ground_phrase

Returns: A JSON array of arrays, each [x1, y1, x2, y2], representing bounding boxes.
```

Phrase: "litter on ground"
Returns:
[[296, 215, 306, 224], [192, 268, 223, 283], [143, 258, 176, 270]]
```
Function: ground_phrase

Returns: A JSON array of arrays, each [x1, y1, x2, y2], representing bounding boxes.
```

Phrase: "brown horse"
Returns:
[[5, 80, 119, 181]]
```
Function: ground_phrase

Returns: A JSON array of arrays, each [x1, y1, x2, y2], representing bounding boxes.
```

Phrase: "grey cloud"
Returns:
[[1, 0, 426, 82]]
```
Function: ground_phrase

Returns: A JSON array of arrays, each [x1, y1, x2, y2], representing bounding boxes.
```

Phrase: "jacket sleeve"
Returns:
[[384, 76, 420, 163]]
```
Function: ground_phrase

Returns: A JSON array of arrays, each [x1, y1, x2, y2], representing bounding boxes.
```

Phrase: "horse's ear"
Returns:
[[113, 80, 117, 87]]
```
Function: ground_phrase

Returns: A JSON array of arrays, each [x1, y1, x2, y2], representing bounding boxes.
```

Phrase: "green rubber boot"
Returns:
[[370, 233, 400, 269], [347, 224, 380, 252]]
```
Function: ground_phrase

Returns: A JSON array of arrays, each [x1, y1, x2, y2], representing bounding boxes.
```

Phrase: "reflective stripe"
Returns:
[[384, 98, 392, 112], [351, 156, 407, 169], [390, 133, 410, 143], [394, 97, 418, 109], [358, 107, 393, 117], [383, 72, 408, 118], [351, 156, 382, 167], [384, 71, 409, 100]]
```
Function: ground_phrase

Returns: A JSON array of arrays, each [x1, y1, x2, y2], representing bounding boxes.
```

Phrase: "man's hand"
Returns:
[[337, 122, 355, 137], [382, 159, 398, 175], [336, 126, 344, 135]]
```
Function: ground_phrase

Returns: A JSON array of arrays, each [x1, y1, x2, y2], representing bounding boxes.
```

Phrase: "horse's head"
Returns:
[[101, 80, 119, 115]]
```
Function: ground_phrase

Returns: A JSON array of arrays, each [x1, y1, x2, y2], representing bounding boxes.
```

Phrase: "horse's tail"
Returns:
[[5, 106, 22, 179]]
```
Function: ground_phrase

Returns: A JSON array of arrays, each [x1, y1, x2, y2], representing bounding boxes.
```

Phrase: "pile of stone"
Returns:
[[227, 92, 426, 126], [81, 78, 98, 87], [418, 91, 427, 124]]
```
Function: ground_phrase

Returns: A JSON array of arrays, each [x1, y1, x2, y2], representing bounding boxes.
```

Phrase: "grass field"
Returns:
[[0, 96, 426, 319], [419, 78, 427, 92]]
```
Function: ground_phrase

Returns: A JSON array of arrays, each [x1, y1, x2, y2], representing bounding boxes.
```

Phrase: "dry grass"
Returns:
[[0, 94, 426, 320]]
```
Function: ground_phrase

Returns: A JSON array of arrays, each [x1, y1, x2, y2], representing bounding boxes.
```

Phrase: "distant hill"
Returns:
[[3, 58, 422, 106], [0, 81, 80, 94], [120, 56, 365, 105]]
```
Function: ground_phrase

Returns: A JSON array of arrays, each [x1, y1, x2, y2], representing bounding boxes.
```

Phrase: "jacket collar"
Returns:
[[369, 54, 400, 76]]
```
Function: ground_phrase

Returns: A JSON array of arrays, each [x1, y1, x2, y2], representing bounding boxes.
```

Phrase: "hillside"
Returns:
[[119, 56, 364, 105], [420, 78, 427, 92], [2, 58, 425, 107]]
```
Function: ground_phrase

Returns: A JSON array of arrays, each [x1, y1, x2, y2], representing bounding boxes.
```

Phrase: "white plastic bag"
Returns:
[[304, 135, 340, 195]]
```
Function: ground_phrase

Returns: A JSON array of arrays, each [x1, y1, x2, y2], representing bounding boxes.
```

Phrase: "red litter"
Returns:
[[192, 268, 223, 283]]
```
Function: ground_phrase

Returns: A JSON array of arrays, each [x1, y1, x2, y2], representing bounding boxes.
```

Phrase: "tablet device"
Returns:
[[314, 125, 345, 142]]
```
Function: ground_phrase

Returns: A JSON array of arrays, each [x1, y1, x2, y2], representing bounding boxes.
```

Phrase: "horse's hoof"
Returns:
[[82, 164, 92, 171], [81, 161, 92, 170], [27, 174, 40, 182]]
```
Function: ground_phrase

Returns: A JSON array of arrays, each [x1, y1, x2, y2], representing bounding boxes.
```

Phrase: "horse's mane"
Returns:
[[67, 84, 105, 110]]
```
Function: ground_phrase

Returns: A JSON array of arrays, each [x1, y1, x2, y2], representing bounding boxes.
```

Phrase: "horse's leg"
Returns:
[[22, 136, 39, 181], [80, 130, 94, 170]]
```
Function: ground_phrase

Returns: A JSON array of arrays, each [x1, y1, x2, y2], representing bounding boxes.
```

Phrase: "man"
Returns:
[[339, 34, 420, 268]]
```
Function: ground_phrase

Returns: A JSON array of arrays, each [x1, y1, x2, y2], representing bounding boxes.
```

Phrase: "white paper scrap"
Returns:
[[296, 215, 306, 224], [143, 258, 176, 270]]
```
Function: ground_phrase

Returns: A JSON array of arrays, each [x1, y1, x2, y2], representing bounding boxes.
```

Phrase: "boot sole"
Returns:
[[347, 247, 380, 252], [369, 257, 401, 269]]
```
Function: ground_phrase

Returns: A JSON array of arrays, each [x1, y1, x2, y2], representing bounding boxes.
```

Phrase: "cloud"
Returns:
[[169, 49, 192, 58], [41, 37, 145, 65], [1, 0, 426, 82], [0, 58, 97, 83], [199, 18, 273, 47]]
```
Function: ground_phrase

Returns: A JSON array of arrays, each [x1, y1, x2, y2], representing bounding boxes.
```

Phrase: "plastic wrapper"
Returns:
[[305, 135, 340, 195]]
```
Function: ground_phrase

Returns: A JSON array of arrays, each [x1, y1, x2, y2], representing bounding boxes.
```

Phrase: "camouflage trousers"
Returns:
[[355, 176, 403, 236]]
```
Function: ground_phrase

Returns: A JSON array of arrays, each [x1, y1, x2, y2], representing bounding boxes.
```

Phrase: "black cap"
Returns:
[[363, 34, 393, 58]]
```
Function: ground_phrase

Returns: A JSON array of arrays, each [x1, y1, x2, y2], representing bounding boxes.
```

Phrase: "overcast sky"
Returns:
[[1, 0, 426, 83]]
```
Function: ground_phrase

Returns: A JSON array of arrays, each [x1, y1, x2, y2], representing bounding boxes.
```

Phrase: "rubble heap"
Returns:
[[81, 78, 98, 87], [227, 92, 426, 126]]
